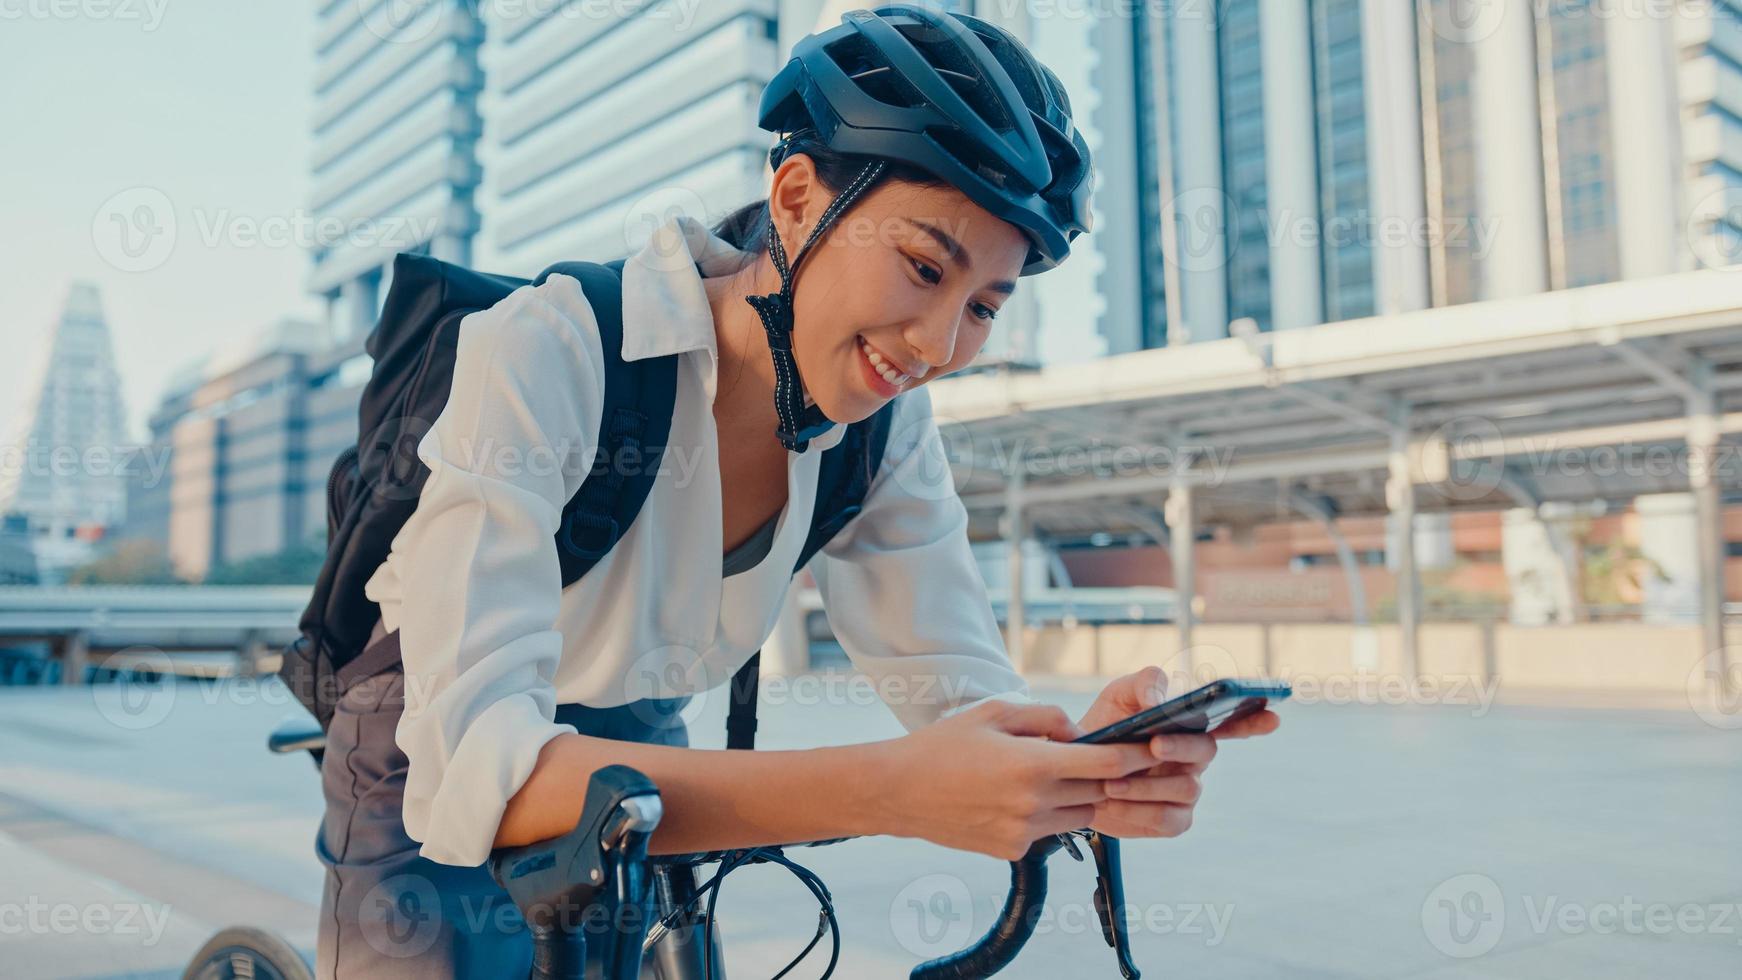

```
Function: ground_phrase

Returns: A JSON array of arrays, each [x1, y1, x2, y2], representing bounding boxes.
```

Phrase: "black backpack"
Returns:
[[278, 251, 895, 750]]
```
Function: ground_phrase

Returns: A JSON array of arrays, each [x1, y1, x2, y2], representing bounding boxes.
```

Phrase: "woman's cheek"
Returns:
[[949, 325, 992, 372]]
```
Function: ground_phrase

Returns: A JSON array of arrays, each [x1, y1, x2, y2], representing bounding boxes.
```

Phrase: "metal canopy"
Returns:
[[932, 268, 1742, 545]]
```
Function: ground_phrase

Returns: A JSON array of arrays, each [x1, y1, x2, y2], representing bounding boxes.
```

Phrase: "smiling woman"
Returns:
[[303, 6, 1275, 980], [703, 2, 1094, 450]]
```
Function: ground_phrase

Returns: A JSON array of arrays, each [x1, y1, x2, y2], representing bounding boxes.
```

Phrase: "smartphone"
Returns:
[[1074, 678, 1292, 744]]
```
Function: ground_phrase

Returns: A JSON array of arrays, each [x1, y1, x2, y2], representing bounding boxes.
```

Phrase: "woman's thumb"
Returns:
[[1118, 665, 1170, 709]]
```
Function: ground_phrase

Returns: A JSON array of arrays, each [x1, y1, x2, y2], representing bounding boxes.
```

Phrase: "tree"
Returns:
[[65, 539, 186, 585], [202, 537, 327, 585]]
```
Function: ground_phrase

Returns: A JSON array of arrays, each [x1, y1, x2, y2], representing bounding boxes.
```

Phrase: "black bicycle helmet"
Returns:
[[760, 4, 1094, 275], [743, 4, 1093, 452]]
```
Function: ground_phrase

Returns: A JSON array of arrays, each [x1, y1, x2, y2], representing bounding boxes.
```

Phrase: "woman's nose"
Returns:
[[904, 311, 960, 371]]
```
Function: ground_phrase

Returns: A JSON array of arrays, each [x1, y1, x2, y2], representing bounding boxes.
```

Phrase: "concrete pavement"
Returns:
[[0, 674, 1737, 978]]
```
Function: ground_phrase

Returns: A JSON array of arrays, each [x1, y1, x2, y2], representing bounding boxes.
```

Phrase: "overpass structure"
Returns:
[[0, 586, 307, 683], [931, 267, 1742, 695]]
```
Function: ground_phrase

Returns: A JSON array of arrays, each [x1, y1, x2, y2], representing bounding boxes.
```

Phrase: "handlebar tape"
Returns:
[[907, 836, 1062, 980]]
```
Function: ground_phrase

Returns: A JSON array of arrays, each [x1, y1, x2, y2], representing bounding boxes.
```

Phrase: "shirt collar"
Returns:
[[620, 213, 845, 452]]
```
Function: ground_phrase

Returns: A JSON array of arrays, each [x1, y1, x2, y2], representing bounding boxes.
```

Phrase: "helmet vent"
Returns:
[[828, 33, 926, 109], [897, 23, 1014, 133], [929, 127, 1014, 190]]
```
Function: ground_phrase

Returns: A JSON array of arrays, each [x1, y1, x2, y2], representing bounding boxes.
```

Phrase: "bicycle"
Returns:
[[184, 717, 1144, 980]]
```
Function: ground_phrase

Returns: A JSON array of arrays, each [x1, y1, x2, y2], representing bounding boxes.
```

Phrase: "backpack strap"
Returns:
[[534, 258, 682, 587], [726, 651, 762, 751], [725, 400, 898, 750], [796, 399, 898, 574]]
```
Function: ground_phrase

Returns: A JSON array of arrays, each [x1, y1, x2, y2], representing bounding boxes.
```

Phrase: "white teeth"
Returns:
[[858, 336, 909, 386]]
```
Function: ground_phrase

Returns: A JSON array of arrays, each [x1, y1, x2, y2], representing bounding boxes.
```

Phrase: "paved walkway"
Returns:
[[0, 676, 1737, 978]]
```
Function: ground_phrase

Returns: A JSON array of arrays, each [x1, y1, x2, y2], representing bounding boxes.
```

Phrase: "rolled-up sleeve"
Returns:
[[373, 274, 606, 867], [810, 387, 1034, 732]]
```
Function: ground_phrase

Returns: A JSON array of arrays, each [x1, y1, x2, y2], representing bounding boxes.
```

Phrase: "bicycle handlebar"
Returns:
[[908, 835, 1062, 980], [495, 774, 1141, 980], [660, 828, 1139, 979]]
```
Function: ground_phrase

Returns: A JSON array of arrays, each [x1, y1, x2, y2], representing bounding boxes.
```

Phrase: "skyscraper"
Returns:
[[0, 282, 131, 578], [476, 0, 784, 274], [1088, 0, 1731, 350], [309, 0, 485, 340]]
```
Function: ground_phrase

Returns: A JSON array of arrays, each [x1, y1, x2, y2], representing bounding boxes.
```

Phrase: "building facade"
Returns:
[[1083, 0, 1740, 351], [475, 0, 785, 275], [142, 325, 368, 581], [310, 0, 485, 342]]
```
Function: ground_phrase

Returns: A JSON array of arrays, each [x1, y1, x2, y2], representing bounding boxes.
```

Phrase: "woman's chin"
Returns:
[[812, 389, 880, 425]]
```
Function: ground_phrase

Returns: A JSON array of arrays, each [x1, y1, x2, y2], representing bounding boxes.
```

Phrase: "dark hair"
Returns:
[[713, 130, 949, 268]]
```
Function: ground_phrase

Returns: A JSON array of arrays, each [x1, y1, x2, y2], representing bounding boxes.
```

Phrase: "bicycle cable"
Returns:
[[661, 845, 841, 979], [757, 849, 840, 979]]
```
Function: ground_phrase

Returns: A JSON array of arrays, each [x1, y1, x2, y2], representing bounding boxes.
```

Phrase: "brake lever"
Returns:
[[1084, 832, 1140, 980], [490, 765, 662, 980]]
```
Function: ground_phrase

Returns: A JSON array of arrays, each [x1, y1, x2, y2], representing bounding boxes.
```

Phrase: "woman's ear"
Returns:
[[767, 153, 823, 260]]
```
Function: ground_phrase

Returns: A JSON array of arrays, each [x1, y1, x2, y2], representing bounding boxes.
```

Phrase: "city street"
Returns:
[[1, 674, 1738, 978]]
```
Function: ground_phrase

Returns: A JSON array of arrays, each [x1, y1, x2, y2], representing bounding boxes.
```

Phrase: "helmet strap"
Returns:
[[744, 159, 887, 452]]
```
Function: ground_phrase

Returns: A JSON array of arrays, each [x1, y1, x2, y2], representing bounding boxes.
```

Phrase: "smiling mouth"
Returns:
[[857, 335, 914, 387]]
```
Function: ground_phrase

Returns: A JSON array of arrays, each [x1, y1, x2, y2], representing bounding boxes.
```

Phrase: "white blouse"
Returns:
[[364, 213, 1031, 867]]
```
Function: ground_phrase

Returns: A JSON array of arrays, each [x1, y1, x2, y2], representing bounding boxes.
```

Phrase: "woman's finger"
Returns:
[[993, 703, 1083, 740], [1093, 800, 1194, 838], [1046, 777, 1122, 807], [1047, 740, 1168, 780], [1104, 772, 1202, 805], [1210, 709, 1281, 740], [1138, 759, 1209, 778], [1035, 803, 1101, 838], [1149, 732, 1218, 766]]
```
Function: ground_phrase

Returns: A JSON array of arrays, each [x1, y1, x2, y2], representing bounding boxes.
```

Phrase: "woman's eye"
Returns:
[[906, 254, 995, 320]]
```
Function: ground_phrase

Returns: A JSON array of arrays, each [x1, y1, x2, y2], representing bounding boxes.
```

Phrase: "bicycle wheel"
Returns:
[[181, 925, 314, 980]]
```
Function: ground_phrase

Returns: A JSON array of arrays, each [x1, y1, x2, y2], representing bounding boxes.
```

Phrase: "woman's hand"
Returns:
[[1076, 666, 1282, 840], [874, 700, 1165, 860]]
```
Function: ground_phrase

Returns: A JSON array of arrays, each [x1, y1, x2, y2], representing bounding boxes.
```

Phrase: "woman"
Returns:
[[316, 5, 1279, 976]]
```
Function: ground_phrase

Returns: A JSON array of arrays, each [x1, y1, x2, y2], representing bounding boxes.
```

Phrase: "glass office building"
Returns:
[[309, 0, 485, 340], [1084, 0, 1734, 352], [476, 0, 783, 275]]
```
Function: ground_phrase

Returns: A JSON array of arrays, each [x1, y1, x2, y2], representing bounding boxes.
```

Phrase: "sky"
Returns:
[[0, 2, 1105, 445], [1, 1, 322, 444]]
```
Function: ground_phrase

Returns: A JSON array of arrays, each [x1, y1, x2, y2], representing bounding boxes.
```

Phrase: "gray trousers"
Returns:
[[314, 655, 691, 979]]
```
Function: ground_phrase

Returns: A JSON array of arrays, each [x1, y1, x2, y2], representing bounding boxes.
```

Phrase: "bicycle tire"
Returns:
[[181, 925, 314, 980]]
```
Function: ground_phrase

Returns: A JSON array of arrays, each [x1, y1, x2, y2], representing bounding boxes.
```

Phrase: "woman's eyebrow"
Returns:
[[903, 217, 1017, 295]]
